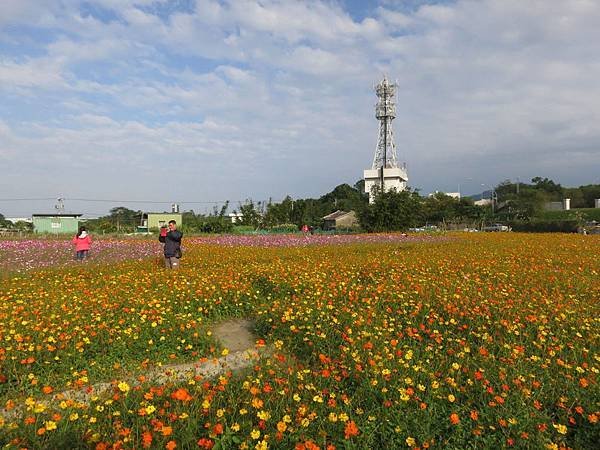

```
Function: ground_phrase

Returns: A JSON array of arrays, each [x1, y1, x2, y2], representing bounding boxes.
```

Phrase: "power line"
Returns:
[[1, 197, 283, 204], [66, 198, 231, 204], [0, 198, 57, 201]]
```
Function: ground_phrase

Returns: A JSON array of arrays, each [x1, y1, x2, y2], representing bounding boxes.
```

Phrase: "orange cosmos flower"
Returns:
[[171, 388, 193, 402], [197, 438, 214, 449], [344, 420, 359, 439], [165, 440, 177, 450], [142, 431, 153, 449], [450, 413, 460, 425]]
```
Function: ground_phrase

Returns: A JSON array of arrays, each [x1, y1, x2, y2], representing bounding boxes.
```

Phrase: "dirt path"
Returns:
[[1, 318, 265, 421]]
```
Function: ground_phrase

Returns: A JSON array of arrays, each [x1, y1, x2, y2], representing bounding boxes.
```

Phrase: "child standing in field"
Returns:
[[72, 226, 92, 261]]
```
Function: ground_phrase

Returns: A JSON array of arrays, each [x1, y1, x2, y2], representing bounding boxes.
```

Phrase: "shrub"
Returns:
[[508, 219, 580, 233]]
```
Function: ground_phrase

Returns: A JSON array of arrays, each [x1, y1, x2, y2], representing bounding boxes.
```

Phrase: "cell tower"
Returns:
[[363, 76, 408, 203]]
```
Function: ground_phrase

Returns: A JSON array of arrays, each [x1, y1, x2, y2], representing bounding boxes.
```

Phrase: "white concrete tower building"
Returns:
[[363, 77, 408, 203]]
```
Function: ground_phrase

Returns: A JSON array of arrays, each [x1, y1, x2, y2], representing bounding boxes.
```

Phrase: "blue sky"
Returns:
[[1, 0, 599, 216]]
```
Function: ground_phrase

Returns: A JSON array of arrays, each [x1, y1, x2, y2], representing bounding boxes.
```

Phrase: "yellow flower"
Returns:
[[255, 440, 268, 450], [145, 404, 156, 415], [553, 423, 567, 435], [117, 381, 130, 393], [250, 429, 261, 440], [44, 420, 57, 431], [277, 421, 287, 432], [69, 413, 79, 421], [448, 394, 456, 402], [328, 412, 338, 422], [231, 423, 240, 432], [257, 410, 271, 421], [406, 436, 416, 446], [216, 409, 225, 418], [33, 403, 47, 413]]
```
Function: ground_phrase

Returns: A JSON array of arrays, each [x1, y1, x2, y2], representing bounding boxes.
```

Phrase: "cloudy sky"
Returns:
[[1, 0, 599, 216]]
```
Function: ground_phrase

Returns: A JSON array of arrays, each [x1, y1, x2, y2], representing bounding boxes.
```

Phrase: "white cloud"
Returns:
[[1, 0, 600, 213]]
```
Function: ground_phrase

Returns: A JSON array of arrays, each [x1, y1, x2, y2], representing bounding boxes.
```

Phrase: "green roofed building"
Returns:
[[141, 212, 183, 232], [32, 214, 82, 234]]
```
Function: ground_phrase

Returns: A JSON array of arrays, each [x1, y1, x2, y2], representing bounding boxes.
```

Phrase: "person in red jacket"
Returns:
[[72, 226, 92, 261]]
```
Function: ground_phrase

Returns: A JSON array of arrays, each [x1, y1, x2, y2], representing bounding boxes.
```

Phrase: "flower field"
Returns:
[[0, 233, 598, 449]]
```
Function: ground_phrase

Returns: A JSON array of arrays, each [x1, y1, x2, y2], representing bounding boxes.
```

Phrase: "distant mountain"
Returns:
[[465, 190, 492, 201]]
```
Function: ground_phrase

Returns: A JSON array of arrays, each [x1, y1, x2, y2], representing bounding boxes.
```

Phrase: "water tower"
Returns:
[[363, 77, 408, 203]]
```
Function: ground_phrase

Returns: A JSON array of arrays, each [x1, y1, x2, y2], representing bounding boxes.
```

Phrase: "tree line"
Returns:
[[2, 177, 598, 233]]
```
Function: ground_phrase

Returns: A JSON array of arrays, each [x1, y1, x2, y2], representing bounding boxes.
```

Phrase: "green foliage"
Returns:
[[422, 193, 483, 225], [236, 199, 264, 228], [266, 223, 299, 233], [358, 188, 423, 232], [12, 220, 33, 232], [263, 183, 369, 229], [508, 219, 580, 233], [496, 179, 600, 221], [198, 218, 233, 233], [537, 208, 600, 222], [232, 225, 256, 234]]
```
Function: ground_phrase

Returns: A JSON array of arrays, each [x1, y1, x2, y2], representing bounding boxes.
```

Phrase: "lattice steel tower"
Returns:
[[363, 76, 408, 203], [372, 77, 398, 169]]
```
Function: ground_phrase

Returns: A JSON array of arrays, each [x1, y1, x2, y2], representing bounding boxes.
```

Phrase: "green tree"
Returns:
[[0, 213, 11, 228], [237, 200, 262, 228], [263, 196, 295, 227], [422, 193, 459, 224], [563, 188, 586, 208], [13, 220, 33, 232], [358, 189, 423, 232], [107, 207, 143, 232], [580, 184, 600, 208], [531, 177, 562, 200]]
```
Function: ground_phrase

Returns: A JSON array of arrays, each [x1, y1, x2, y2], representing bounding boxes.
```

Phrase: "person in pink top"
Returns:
[[72, 226, 92, 261]]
